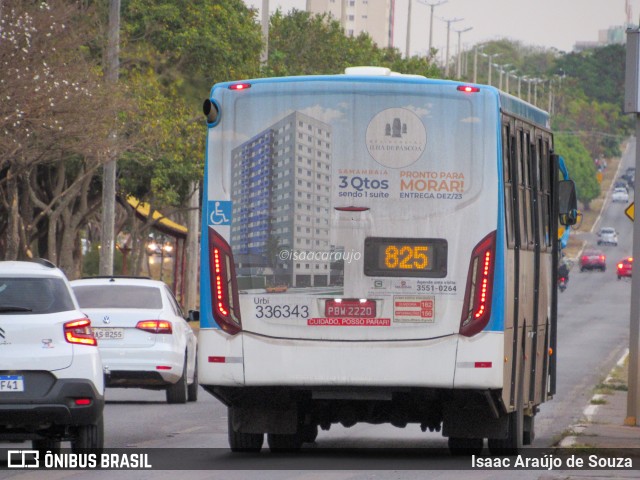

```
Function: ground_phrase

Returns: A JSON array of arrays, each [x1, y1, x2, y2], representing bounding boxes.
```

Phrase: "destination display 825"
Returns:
[[364, 237, 447, 278]]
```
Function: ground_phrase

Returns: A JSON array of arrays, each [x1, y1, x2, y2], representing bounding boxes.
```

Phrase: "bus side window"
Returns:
[[523, 129, 535, 251], [502, 122, 515, 249], [517, 128, 528, 250], [538, 136, 552, 251]]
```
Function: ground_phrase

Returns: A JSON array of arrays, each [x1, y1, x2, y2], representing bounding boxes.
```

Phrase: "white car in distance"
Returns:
[[612, 187, 630, 203], [597, 227, 619, 247], [71, 277, 198, 404]]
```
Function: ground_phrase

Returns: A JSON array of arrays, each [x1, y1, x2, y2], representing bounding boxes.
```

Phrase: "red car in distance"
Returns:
[[580, 249, 607, 272], [617, 257, 633, 280]]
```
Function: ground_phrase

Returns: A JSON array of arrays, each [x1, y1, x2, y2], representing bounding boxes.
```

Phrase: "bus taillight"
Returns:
[[208, 227, 242, 334], [460, 231, 496, 337]]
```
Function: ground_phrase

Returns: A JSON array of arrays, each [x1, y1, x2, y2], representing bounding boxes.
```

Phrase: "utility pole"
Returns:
[[442, 17, 462, 78], [422, 0, 447, 52], [454, 26, 472, 79], [473, 46, 479, 83], [623, 27, 640, 426], [406, 0, 412, 58], [479, 52, 500, 86], [261, 0, 269, 64], [100, 0, 120, 276], [184, 182, 200, 312]]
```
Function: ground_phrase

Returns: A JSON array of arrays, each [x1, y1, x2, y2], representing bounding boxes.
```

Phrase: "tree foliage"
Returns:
[[554, 134, 600, 209], [265, 9, 440, 78], [0, 0, 121, 273]]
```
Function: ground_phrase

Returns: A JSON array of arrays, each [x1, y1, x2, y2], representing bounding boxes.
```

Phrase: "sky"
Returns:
[[244, 0, 640, 56]]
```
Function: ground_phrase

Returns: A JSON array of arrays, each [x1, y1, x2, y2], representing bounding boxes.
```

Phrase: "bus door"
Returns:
[[517, 122, 538, 409]]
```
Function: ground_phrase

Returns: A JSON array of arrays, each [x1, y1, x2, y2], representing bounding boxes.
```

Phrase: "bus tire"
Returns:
[[228, 416, 263, 452], [489, 341, 525, 455], [301, 424, 318, 443], [523, 414, 535, 445], [488, 406, 523, 455], [448, 437, 483, 456], [267, 432, 303, 452]]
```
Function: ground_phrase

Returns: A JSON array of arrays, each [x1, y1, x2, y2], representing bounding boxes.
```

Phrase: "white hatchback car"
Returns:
[[612, 187, 630, 203], [71, 277, 198, 404], [0, 260, 104, 451]]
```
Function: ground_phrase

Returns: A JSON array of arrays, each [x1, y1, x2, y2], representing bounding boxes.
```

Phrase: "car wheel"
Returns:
[[166, 356, 188, 404], [618, 275, 621, 280], [187, 356, 198, 402], [602, 266, 607, 272], [580, 267, 585, 272], [71, 416, 104, 452]]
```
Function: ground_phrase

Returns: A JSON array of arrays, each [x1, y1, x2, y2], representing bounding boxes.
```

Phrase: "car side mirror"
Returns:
[[188, 310, 200, 322], [558, 179, 578, 226]]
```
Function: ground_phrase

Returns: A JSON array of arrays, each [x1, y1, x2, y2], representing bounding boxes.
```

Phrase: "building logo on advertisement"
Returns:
[[366, 108, 426, 169]]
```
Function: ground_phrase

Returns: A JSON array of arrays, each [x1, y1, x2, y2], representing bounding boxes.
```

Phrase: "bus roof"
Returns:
[[210, 69, 550, 129]]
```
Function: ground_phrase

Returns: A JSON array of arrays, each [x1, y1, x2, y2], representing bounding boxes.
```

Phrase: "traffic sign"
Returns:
[[626, 202, 635, 222]]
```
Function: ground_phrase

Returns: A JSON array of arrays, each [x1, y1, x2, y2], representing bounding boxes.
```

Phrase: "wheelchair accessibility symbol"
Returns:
[[208, 201, 232, 226]]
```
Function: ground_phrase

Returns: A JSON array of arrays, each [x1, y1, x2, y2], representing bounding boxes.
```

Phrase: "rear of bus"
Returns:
[[198, 68, 506, 446]]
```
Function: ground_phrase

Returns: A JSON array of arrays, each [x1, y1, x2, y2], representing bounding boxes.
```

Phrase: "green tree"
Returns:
[[266, 9, 440, 78], [0, 0, 120, 271], [122, 0, 263, 94], [554, 134, 600, 210]]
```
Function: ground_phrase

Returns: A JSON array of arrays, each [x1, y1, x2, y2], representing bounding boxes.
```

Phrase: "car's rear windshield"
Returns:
[[73, 285, 163, 309], [0, 277, 75, 314]]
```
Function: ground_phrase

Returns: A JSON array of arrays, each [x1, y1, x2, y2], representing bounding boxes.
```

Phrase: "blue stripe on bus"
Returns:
[[200, 136, 218, 330], [486, 96, 506, 333]]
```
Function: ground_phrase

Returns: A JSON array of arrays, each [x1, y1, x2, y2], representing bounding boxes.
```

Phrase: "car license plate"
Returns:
[[325, 299, 376, 318], [0, 375, 24, 392], [92, 328, 124, 340]]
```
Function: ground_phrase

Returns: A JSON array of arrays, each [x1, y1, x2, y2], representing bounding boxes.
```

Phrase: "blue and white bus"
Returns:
[[197, 67, 577, 454]]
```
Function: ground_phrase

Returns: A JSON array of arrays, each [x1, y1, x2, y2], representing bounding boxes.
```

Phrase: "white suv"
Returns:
[[597, 227, 619, 246], [0, 260, 104, 451]]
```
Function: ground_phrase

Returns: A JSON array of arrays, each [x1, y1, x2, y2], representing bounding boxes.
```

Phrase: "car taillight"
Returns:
[[600, 256, 606, 261], [209, 227, 242, 334], [460, 231, 496, 337], [64, 319, 97, 346], [618, 263, 624, 270], [581, 256, 588, 262], [136, 320, 172, 334]]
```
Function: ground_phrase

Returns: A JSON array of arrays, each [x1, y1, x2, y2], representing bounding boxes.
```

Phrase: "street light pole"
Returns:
[[406, 0, 412, 58], [442, 17, 462, 77], [497, 64, 511, 91], [454, 26, 472, 79], [422, 0, 447, 52], [261, 0, 269, 64], [479, 52, 500, 86]]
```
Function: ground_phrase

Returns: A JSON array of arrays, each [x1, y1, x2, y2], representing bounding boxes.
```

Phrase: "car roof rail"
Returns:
[[33, 258, 56, 269]]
